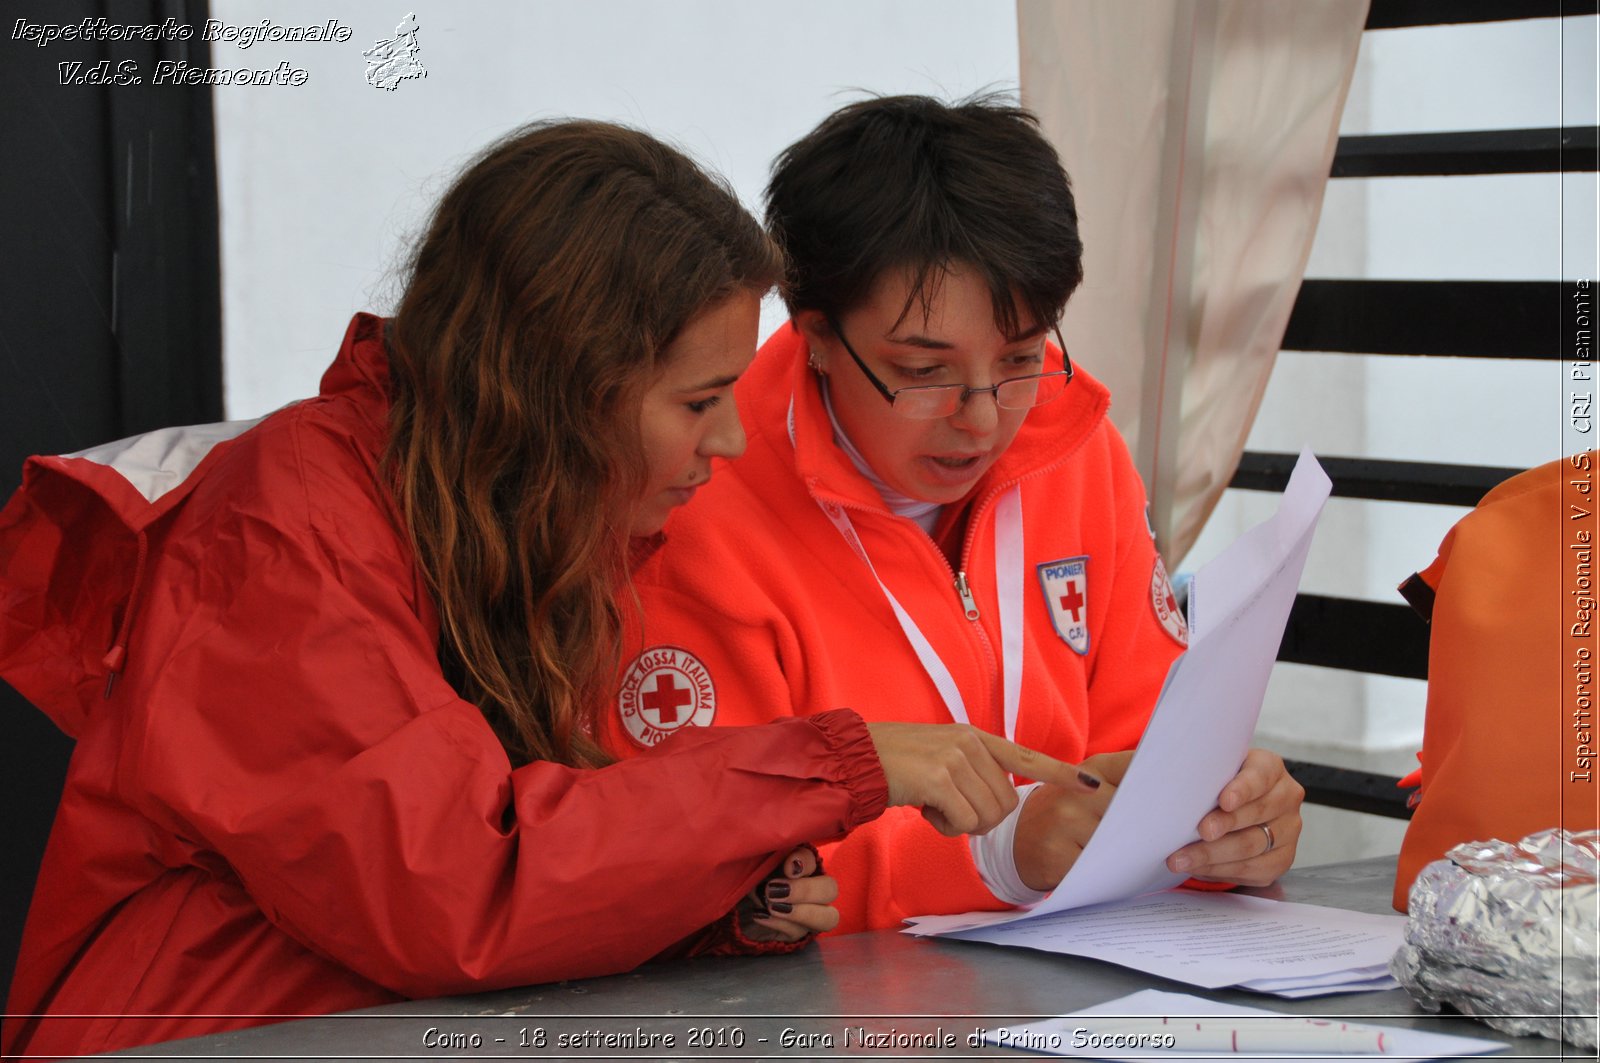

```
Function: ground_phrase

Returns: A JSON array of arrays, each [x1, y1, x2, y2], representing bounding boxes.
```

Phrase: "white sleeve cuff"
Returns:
[[967, 782, 1051, 907]]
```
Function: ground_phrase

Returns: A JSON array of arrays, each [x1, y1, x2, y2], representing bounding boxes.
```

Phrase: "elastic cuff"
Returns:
[[806, 708, 889, 829], [717, 904, 814, 956], [704, 846, 827, 958]]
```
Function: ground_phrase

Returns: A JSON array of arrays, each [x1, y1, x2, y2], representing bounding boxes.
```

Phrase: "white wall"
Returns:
[[1185, 15, 1597, 764], [210, 0, 1021, 417], [1175, 16, 1597, 864]]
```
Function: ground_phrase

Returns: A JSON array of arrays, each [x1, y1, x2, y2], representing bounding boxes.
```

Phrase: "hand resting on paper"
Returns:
[[1012, 749, 1128, 891], [1166, 747, 1304, 885], [1013, 772, 1117, 891], [738, 845, 840, 942]]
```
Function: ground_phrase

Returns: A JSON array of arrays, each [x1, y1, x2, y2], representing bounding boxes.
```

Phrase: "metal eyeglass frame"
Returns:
[[823, 314, 1075, 420]]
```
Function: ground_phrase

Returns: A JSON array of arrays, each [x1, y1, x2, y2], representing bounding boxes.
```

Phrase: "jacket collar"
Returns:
[[317, 312, 393, 432], [748, 322, 1113, 514]]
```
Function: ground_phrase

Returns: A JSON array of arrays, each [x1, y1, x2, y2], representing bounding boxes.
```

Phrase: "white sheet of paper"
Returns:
[[902, 907, 1025, 936], [981, 989, 1508, 1059], [928, 449, 1332, 926], [925, 891, 1406, 990], [1247, 974, 1402, 998], [1047, 449, 1331, 911], [1237, 964, 1392, 991]]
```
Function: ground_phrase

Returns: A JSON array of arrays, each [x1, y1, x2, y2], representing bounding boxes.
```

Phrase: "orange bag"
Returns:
[[1393, 453, 1600, 911]]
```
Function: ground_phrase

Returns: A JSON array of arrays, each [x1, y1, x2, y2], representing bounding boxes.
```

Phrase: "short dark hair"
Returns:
[[765, 93, 1084, 337]]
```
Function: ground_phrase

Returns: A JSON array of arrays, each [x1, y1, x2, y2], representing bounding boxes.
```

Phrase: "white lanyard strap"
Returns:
[[790, 397, 1025, 741], [815, 498, 972, 726], [995, 488, 1025, 744]]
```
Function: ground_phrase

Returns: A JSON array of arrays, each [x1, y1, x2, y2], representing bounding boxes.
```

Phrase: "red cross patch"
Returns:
[[617, 646, 716, 748], [1036, 555, 1090, 655], [1150, 556, 1189, 647]]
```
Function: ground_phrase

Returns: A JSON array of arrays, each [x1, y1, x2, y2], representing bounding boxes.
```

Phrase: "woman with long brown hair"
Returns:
[[0, 119, 1088, 1058]]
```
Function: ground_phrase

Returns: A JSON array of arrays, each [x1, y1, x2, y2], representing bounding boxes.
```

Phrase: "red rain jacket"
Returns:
[[602, 325, 1187, 933], [0, 314, 889, 1058]]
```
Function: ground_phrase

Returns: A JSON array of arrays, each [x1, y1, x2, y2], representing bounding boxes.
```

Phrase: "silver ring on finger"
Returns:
[[1258, 822, 1276, 854]]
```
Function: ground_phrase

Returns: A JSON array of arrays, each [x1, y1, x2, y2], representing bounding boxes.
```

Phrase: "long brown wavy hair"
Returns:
[[385, 120, 781, 768]]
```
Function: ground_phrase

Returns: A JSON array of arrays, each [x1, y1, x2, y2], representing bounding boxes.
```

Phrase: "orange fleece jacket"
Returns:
[[603, 324, 1187, 933]]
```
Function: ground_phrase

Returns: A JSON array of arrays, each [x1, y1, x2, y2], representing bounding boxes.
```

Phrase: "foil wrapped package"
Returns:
[[1391, 829, 1599, 1049]]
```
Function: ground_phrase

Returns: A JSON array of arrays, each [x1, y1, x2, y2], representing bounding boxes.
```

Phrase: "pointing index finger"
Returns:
[[977, 732, 1103, 792]]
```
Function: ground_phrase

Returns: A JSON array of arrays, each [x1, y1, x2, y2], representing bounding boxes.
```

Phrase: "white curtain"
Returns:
[[1019, 0, 1369, 564]]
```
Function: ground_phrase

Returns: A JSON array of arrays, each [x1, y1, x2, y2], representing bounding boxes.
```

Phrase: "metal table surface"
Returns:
[[114, 857, 1576, 1060]]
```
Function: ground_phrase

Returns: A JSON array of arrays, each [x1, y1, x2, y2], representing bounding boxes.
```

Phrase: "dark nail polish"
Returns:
[[769, 900, 793, 914], [1078, 771, 1101, 789], [765, 881, 791, 899], [789, 858, 804, 876]]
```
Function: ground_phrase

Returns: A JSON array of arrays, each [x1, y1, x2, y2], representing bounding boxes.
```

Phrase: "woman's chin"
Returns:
[[910, 456, 987, 501], [627, 510, 669, 539]]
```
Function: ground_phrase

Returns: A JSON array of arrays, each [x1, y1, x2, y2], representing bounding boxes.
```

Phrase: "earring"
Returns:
[[807, 349, 825, 374]]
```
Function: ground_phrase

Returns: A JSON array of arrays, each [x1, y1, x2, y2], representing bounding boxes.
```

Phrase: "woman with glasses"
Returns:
[[609, 95, 1305, 934]]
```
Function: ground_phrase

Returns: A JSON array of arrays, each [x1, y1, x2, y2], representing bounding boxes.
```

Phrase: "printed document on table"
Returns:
[[922, 448, 1332, 930], [907, 891, 1403, 989], [982, 989, 1509, 1059]]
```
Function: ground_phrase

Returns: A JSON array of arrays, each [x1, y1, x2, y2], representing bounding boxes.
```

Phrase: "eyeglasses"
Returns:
[[825, 315, 1075, 420]]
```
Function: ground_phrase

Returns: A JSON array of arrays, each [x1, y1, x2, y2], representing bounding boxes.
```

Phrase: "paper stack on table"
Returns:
[[904, 890, 1406, 997], [981, 989, 1508, 1059], [906, 451, 1407, 998]]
